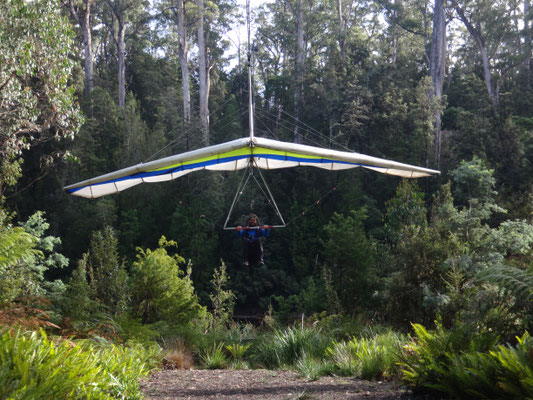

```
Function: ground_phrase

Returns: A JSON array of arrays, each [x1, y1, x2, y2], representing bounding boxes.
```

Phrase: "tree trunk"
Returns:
[[479, 44, 499, 111], [337, 0, 346, 63], [117, 19, 126, 108], [174, 0, 191, 123], [430, 0, 446, 167], [197, 0, 209, 144], [525, 0, 532, 71], [64, 0, 94, 95], [293, 0, 304, 144], [82, 0, 94, 95], [455, 5, 499, 114]]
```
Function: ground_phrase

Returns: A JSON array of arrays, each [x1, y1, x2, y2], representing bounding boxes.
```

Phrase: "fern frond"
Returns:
[[0, 227, 37, 270], [478, 265, 533, 303]]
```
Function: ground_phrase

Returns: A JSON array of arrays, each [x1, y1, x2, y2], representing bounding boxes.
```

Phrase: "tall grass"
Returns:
[[326, 330, 407, 380], [0, 328, 162, 399], [252, 326, 333, 369], [200, 342, 228, 369]]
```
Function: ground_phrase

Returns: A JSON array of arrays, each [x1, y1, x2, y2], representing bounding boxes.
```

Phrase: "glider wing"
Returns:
[[64, 137, 440, 198]]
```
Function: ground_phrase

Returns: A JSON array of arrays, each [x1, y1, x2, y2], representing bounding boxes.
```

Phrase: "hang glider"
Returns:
[[64, 136, 440, 199]]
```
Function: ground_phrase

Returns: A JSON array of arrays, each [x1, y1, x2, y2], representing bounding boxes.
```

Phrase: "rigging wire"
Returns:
[[278, 107, 353, 151], [175, 200, 226, 230], [223, 164, 254, 229], [254, 108, 335, 150], [256, 107, 353, 152], [284, 186, 337, 227], [144, 94, 247, 163], [254, 108, 329, 147], [254, 113, 280, 140]]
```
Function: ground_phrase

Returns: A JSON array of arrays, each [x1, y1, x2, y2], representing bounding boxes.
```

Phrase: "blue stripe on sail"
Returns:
[[66, 154, 251, 194], [66, 153, 384, 194], [254, 153, 381, 168]]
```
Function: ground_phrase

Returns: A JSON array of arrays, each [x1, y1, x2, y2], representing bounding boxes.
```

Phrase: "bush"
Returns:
[[0, 328, 161, 399], [326, 330, 407, 380], [200, 342, 228, 369], [161, 338, 194, 369], [130, 237, 206, 326], [397, 322, 533, 398], [399, 321, 498, 393], [252, 326, 333, 369]]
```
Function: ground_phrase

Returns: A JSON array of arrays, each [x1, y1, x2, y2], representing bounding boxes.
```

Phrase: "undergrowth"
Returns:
[[400, 322, 533, 399], [0, 328, 162, 399]]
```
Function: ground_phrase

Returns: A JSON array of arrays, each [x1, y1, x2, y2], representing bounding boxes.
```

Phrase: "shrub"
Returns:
[[162, 338, 194, 370], [0, 328, 162, 399], [130, 237, 206, 326], [295, 352, 333, 381], [200, 342, 228, 369], [326, 330, 407, 380], [253, 326, 332, 369], [399, 321, 498, 393], [226, 342, 251, 360], [434, 332, 533, 399]]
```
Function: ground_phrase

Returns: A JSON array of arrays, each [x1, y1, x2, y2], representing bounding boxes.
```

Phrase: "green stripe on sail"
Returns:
[[150, 147, 253, 172]]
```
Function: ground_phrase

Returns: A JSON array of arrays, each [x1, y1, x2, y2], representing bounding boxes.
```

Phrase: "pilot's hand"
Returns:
[[236, 226, 242, 231]]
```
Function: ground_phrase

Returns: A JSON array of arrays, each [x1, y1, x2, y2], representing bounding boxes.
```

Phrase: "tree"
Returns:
[[171, 0, 192, 123], [85, 226, 128, 315], [0, 0, 83, 194], [208, 260, 235, 329], [0, 211, 38, 303], [130, 236, 205, 325], [452, 0, 523, 115], [322, 210, 376, 314], [381, 180, 458, 327], [156, 0, 194, 125], [63, 0, 95, 95], [284, 0, 306, 143], [0, 211, 68, 303], [100, 0, 144, 108], [197, 0, 209, 142], [429, 0, 446, 167]]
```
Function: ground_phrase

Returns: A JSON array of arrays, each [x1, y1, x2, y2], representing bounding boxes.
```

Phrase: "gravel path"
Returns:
[[140, 369, 419, 400]]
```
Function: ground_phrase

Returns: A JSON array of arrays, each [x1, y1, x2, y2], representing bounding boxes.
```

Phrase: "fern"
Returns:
[[0, 227, 37, 270], [478, 265, 533, 304], [0, 328, 161, 399]]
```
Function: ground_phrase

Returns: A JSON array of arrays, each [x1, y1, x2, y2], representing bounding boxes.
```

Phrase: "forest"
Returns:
[[1, 0, 533, 398]]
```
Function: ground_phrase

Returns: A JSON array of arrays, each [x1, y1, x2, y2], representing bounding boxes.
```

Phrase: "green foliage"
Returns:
[[382, 181, 457, 327], [57, 253, 103, 329], [401, 323, 533, 399], [322, 210, 376, 312], [2, 0, 533, 353], [209, 260, 236, 330], [225, 342, 251, 360], [326, 330, 407, 380], [130, 236, 206, 325], [399, 320, 498, 394], [253, 326, 332, 369], [200, 342, 228, 369], [450, 157, 499, 206], [295, 353, 332, 381], [0, 0, 83, 191], [114, 314, 161, 345], [85, 226, 128, 315], [0, 211, 68, 303], [0, 224, 37, 279], [0, 329, 161, 399]]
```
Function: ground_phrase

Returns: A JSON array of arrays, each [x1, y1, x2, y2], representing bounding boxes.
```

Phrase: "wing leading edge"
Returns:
[[64, 137, 440, 198]]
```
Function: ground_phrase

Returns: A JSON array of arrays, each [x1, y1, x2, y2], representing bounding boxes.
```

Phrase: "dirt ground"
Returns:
[[140, 369, 421, 400]]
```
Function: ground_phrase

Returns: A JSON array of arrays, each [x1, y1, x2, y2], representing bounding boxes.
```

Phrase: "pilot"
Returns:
[[236, 213, 270, 266]]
